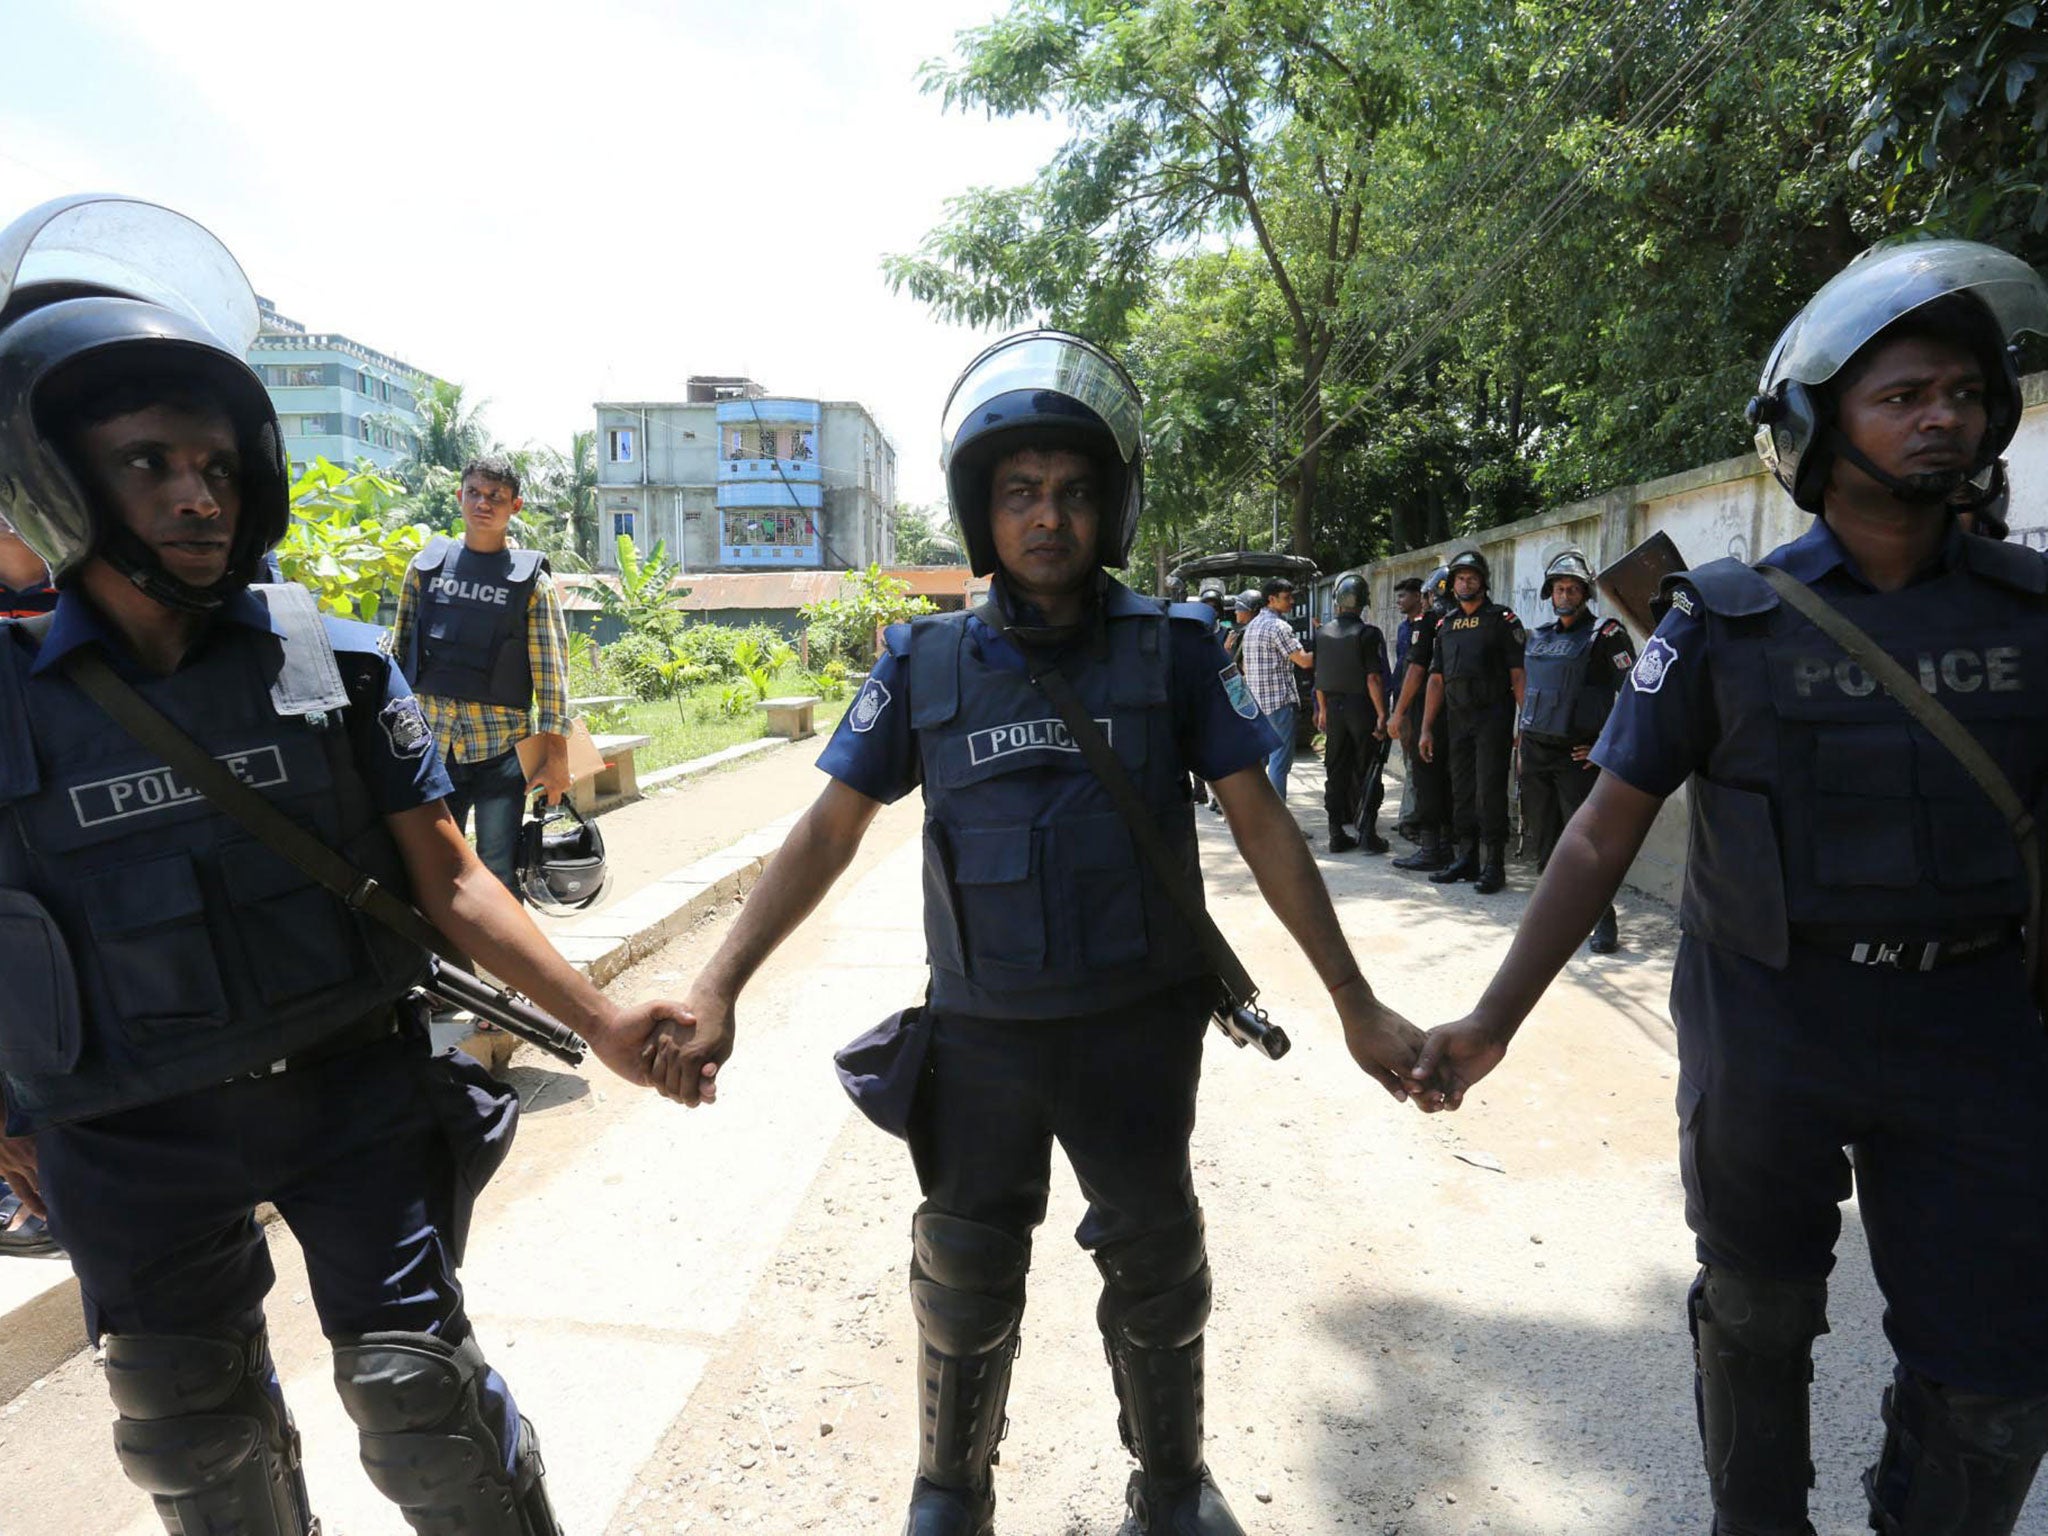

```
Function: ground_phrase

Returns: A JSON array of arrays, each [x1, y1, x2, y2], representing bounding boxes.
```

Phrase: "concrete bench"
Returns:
[[757, 694, 822, 741], [569, 693, 633, 713], [570, 731, 654, 814]]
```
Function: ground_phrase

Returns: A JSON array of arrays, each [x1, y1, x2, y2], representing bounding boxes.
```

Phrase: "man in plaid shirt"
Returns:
[[391, 455, 572, 892], [1239, 577, 1314, 797]]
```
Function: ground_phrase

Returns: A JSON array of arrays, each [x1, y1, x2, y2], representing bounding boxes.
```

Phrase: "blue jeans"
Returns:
[[444, 748, 527, 893], [1264, 704, 1297, 798]]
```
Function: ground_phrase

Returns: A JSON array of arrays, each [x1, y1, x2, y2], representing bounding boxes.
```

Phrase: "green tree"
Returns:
[[274, 458, 428, 620], [886, 0, 1412, 557], [400, 379, 492, 479], [890, 503, 961, 565], [597, 533, 691, 640], [526, 430, 600, 564], [801, 565, 937, 667]]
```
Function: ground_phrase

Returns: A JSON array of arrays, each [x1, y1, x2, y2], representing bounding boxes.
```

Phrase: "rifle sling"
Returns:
[[1756, 564, 2042, 982], [971, 602, 1258, 1005]]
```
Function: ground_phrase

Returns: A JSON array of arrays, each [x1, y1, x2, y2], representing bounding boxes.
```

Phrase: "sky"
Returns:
[[0, 0, 1073, 505]]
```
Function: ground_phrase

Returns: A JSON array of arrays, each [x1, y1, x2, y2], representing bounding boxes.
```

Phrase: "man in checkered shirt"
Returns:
[[1239, 577, 1314, 796]]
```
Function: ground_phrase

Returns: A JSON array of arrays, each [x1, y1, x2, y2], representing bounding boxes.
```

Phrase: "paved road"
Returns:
[[2, 758, 2039, 1534]]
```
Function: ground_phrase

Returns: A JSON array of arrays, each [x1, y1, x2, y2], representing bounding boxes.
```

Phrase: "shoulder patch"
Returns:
[[379, 696, 433, 759], [849, 675, 892, 733], [1219, 662, 1260, 720], [1630, 634, 1679, 694], [1598, 618, 1622, 636], [1665, 587, 1697, 618]]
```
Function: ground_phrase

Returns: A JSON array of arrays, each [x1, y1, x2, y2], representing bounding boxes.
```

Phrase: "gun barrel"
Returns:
[[427, 964, 587, 1068], [1213, 1003, 1292, 1061]]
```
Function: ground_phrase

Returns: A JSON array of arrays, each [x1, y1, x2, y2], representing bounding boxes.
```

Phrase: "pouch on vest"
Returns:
[[1680, 777, 1789, 968], [82, 851, 231, 1036], [946, 824, 1044, 973], [0, 889, 82, 1077]]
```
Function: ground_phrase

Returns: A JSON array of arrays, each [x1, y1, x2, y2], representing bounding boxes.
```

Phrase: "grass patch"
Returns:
[[593, 669, 851, 774]]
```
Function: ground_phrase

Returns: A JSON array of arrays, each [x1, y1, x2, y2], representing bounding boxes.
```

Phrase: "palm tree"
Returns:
[[527, 431, 599, 564], [400, 380, 491, 482]]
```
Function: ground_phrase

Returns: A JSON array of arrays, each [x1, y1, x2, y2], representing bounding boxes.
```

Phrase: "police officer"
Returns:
[[1410, 241, 2048, 1535], [0, 195, 688, 1536], [1313, 573, 1389, 853], [391, 453, 572, 894], [1419, 550, 1525, 893], [644, 329, 1425, 1536], [1516, 549, 1634, 952], [1227, 587, 1259, 659], [1389, 565, 1456, 870]]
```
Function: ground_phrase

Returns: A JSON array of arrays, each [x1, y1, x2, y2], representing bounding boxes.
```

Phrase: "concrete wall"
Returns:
[[1329, 371, 2048, 903]]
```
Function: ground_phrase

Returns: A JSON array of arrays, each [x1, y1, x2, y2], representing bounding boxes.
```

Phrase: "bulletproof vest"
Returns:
[[1672, 540, 2048, 968], [1518, 618, 1610, 743], [1436, 602, 1513, 710], [0, 588, 430, 1130], [1314, 614, 1372, 695], [405, 537, 546, 708], [904, 581, 1210, 1020]]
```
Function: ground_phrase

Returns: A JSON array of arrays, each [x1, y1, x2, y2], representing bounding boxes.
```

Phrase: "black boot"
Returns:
[[1474, 844, 1506, 894], [1392, 829, 1447, 870], [1691, 1269, 1828, 1536], [1588, 906, 1619, 954], [1430, 842, 1480, 883], [1863, 1367, 2048, 1535], [1327, 828, 1359, 853], [1097, 1215, 1246, 1536], [902, 1215, 1029, 1536], [1362, 825, 1390, 854]]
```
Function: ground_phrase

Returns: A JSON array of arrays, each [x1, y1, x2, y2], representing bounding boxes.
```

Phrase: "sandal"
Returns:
[[0, 1188, 61, 1257]]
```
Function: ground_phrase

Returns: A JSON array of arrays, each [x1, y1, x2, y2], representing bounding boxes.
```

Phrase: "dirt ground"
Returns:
[[4, 752, 2039, 1535]]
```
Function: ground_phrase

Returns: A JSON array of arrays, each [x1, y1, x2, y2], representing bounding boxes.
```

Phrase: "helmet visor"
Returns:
[[0, 196, 260, 353], [940, 331, 1143, 469], [1762, 240, 2048, 390]]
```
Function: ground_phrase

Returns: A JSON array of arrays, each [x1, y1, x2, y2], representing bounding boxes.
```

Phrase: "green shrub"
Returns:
[[607, 633, 680, 700]]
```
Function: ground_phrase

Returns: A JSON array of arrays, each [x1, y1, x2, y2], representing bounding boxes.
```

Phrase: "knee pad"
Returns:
[[332, 1330, 559, 1536], [1689, 1269, 1828, 1531], [1865, 1367, 2048, 1535], [103, 1329, 314, 1535], [909, 1213, 1030, 1357], [1096, 1211, 1212, 1351]]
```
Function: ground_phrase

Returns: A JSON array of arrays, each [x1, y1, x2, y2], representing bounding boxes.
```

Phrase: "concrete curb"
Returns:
[[0, 808, 806, 1406], [636, 734, 789, 795]]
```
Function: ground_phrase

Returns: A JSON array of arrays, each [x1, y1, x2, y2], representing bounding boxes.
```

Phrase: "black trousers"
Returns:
[[1518, 732, 1598, 871], [1447, 703, 1515, 847], [1321, 695, 1385, 834], [907, 978, 1209, 1253], [1408, 737, 1451, 832]]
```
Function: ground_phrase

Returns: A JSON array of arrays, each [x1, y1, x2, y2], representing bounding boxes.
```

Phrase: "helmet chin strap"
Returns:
[[98, 522, 240, 614], [1829, 430, 1970, 506]]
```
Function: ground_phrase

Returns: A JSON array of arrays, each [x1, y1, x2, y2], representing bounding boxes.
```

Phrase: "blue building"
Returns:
[[248, 297, 441, 474], [594, 376, 897, 573]]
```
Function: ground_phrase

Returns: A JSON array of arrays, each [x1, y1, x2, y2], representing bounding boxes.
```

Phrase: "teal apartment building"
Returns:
[[248, 297, 442, 474]]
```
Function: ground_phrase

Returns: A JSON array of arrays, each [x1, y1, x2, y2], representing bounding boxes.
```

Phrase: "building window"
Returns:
[[724, 510, 815, 549], [725, 426, 746, 460], [790, 429, 814, 461], [608, 427, 635, 463], [613, 512, 635, 541], [281, 365, 324, 387]]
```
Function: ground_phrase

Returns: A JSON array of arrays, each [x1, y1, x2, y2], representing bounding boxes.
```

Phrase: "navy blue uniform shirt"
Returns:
[[1592, 517, 1973, 799], [28, 586, 453, 816], [819, 603, 1279, 803]]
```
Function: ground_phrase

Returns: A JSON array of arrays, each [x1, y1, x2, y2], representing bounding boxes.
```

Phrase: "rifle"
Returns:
[[423, 961, 587, 1068]]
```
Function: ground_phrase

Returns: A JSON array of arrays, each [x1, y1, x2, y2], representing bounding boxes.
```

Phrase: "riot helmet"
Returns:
[[1748, 240, 2048, 513], [1422, 564, 1451, 611], [0, 196, 285, 607], [1956, 458, 2012, 541], [1540, 548, 1596, 609], [516, 798, 612, 914], [939, 329, 1145, 578], [1332, 572, 1366, 613], [1197, 576, 1227, 611], [1163, 574, 1188, 602], [1446, 548, 1489, 596], [1233, 589, 1261, 617]]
